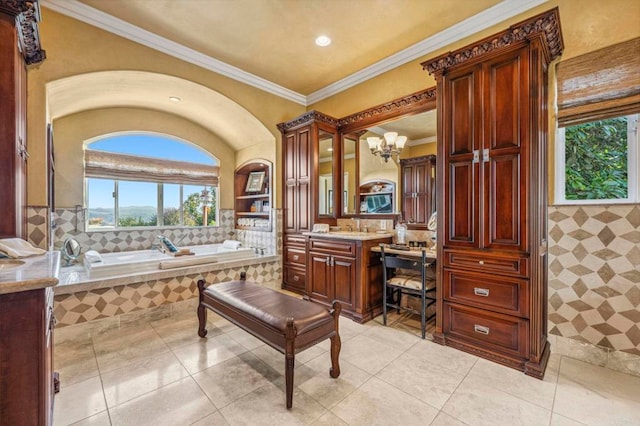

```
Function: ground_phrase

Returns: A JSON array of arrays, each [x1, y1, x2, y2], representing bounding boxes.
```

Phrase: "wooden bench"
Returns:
[[197, 273, 341, 409]]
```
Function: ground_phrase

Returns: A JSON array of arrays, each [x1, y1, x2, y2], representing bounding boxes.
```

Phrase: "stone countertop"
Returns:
[[0, 251, 60, 295], [302, 231, 394, 241], [55, 254, 280, 295]]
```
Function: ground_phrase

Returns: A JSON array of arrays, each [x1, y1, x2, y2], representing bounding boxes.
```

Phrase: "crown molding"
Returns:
[[41, 0, 307, 105], [42, 0, 549, 106], [306, 0, 550, 104]]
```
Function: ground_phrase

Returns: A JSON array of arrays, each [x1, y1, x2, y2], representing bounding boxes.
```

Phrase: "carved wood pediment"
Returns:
[[0, 0, 46, 65], [422, 7, 563, 75], [277, 110, 339, 133]]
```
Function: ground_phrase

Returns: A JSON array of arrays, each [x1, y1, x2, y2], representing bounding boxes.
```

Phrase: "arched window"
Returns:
[[84, 133, 220, 230]]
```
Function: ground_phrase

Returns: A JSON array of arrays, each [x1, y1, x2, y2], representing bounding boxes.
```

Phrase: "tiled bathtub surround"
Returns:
[[53, 208, 238, 252], [54, 260, 281, 327], [548, 204, 640, 372]]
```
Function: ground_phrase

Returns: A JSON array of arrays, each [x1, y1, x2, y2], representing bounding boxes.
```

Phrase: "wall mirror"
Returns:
[[318, 130, 336, 217], [339, 90, 437, 220]]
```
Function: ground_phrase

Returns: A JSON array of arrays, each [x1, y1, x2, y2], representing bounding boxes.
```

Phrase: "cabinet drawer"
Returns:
[[285, 234, 307, 246], [284, 266, 306, 291], [444, 302, 529, 359], [444, 270, 529, 317], [309, 238, 356, 256], [284, 246, 306, 266], [444, 249, 529, 277]]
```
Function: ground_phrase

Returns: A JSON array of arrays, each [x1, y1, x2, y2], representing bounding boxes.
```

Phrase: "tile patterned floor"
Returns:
[[54, 307, 640, 426]]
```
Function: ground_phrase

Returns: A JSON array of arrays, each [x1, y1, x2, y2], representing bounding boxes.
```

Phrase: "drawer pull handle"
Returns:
[[478, 260, 485, 265], [293, 255, 299, 261], [293, 275, 299, 281], [474, 287, 490, 297], [474, 324, 490, 335]]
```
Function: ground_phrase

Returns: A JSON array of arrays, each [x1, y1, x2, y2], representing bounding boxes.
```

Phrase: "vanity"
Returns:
[[0, 252, 60, 426]]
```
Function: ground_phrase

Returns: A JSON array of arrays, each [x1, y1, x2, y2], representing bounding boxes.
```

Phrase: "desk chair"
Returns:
[[381, 246, 436, 339]]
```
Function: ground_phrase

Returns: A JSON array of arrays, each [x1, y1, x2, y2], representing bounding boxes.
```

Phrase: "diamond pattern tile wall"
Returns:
[[548, 205, 640, 356]]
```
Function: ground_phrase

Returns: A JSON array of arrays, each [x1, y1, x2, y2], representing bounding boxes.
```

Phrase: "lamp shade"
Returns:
[[395, 135, 407, 149], [367, 137, 381, 150], [383, 132, 398, 147]]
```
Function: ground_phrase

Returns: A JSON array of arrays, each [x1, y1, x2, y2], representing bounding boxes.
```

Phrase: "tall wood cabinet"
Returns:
[[400, 155, 436, 228], [423, 8, 563, 378], [278, 111, 339, 294], [0, 1, 45, 239]]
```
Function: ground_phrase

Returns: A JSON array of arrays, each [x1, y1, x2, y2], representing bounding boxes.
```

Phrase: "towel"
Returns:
[[222, 240, 242, 250], [0, 238, 46, 258], [84, 250, 103, 263]]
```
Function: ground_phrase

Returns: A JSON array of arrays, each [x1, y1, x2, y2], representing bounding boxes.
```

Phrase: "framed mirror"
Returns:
[[338, 87, 437, 220]]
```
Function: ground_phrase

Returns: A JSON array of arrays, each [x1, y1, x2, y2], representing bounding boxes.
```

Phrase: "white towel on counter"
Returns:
[[222, 240, 242, 250], [84, 250, 103, 263], [0, 238, 46, 258]]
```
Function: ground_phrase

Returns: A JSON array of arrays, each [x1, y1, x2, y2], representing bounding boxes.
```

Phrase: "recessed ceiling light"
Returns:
[[169, 96, 181, 102], [315, 35, 331, 47]]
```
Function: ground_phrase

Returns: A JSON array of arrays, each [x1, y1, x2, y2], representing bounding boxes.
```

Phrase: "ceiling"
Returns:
[[45, 0, 547, 104]]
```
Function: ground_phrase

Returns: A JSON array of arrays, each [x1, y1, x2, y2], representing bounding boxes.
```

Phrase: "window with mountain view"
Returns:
[[85, 133, 219, 230]]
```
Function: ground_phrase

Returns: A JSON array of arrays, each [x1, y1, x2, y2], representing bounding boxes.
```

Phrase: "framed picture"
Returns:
[[245, 171, 265, 192]]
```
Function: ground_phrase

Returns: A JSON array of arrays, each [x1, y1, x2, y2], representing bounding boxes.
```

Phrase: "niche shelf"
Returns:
[[234, 159, 272, 231]]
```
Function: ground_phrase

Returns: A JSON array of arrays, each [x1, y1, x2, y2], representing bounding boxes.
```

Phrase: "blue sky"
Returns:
[[87, 134, 214, 208]]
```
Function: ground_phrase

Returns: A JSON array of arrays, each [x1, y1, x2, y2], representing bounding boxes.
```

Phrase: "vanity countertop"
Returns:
[[303, 231, 394, 241], [0, 251, 60, 295]]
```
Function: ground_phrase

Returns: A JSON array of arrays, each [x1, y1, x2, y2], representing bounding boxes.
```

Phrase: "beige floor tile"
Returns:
[[55, 338, 100, 386], [299, 356, 371, 409], [69, 411, 112, 425], [190, 411, 230, 425], [101, 350, 189, 407], [309, 411, 348, 425], [331, 376, 439, 425], [151, 312, 224, 349], [553, 357, 640, 425], [442, 375, 552, 426], [465, 358, 558, 410], [219, 382, 326, 425], [108, 377, 215, 426], [251, 344, 319, 389], [193, 351, 280, 409], [429, 411, 468, 426], [226, 328, 267, 351], [53, 376, 107, 426], [172, 332, 248, 374], [338, 334, 403, 375], [404, 339, 477, 376], [550, 413, 587, 425], [92, 323, 171, 373], [363, 321, 425, 351], [375, 350, 465, 409]]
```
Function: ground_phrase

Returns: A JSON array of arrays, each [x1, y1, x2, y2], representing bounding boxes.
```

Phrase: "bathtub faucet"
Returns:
[[151, 242, 165, 253]]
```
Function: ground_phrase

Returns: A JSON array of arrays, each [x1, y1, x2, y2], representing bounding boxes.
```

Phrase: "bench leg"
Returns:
[[197, 279, 208, 338], [329, 301, 342, 378], [284, 318, 296, 409]]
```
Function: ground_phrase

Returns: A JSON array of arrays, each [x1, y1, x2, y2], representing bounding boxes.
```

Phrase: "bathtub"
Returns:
[[84, 244, 257, 277]]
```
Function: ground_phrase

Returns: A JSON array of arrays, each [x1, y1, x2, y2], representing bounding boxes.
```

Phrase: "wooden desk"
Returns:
[[371, 244, 437, 261]]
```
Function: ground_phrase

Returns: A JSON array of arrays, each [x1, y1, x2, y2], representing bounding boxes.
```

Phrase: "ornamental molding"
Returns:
[[277, 110, 339, 133], [422, 8, 563, 75], [0, 0, 46, 65], [337, 87, 436, 132]]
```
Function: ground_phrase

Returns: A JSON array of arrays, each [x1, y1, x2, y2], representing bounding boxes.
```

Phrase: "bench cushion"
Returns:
[[203, 280, 333, 335]]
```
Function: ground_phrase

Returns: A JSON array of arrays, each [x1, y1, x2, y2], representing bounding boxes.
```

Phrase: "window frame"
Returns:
[[555, 114, 639, 205]]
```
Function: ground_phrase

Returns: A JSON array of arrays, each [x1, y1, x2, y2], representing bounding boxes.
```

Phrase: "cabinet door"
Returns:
[[412, 161, 428, 225], [308, 253, 332, 305], [332, 255, 356, 312], [284, 132, 298, 232], [296, 128, 312, 232], [443, 67, 482, 248], [481, 47, 529, 252]]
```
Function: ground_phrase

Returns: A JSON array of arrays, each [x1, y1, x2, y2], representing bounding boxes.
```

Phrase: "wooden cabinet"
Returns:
[[0, 287, 56, 425], [278, 112, 339, 294], [0, 2, 45, 239], [234, 160, 272, 231], [307, 235, 391, 322], [423, 8, 563, 378], [400, 155, 436, 228]]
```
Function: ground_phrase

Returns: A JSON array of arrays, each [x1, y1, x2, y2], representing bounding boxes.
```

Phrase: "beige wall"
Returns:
[[28, 8, 304, 208], [27, 1, 640, 210], [53, 107, 236, 209]]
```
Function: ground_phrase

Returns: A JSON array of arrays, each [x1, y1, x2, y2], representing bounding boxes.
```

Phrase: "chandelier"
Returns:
[[366, 132, 407, 162]]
